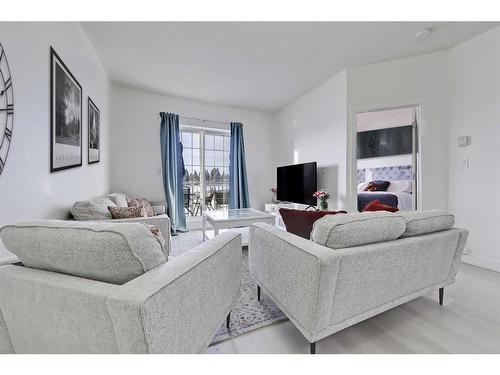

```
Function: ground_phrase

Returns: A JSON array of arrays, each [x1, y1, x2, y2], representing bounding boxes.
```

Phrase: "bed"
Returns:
[[357, 165, 414, 211]]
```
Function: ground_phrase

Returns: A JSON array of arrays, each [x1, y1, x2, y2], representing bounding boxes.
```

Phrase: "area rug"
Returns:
[[171, 230, 287, 345]]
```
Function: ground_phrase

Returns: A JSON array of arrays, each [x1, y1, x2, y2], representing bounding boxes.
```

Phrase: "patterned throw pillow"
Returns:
[[147, 225, 166, 254], [127, 198, 155, 217], [108, 206, 147, 219]]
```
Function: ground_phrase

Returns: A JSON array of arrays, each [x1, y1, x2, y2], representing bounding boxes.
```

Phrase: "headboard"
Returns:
[[357, 165, 412, 184]]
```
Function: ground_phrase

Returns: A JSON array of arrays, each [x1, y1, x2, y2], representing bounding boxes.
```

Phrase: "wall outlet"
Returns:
[[460, 158, 470, 170]]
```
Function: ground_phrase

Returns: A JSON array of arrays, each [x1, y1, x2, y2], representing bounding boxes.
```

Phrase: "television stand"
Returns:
[[264, 202, 317, 229]]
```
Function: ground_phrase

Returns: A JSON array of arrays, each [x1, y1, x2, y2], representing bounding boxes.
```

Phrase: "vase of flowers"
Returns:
[[313, 190, 330, 211]]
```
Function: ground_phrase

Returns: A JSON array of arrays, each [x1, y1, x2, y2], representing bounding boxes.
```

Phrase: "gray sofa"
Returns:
[[249, 210, 468, 354], [0, 220, 242, 353], [70, 192, 171, 254]]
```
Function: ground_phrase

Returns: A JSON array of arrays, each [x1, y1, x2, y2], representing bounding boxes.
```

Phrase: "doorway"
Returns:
[[353, 105, 419, 212]]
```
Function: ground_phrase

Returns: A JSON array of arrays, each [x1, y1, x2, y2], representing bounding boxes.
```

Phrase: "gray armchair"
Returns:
[[0, 221, 242, 353]]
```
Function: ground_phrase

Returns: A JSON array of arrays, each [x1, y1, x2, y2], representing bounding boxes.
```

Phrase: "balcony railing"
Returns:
[[183, 182, 229, 217]]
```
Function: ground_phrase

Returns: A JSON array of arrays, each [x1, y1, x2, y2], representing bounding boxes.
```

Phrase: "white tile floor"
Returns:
[[206, 263, 500, 354]]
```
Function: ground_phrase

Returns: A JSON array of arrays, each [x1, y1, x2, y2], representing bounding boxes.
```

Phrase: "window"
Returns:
[[181, 125, 230, 219]]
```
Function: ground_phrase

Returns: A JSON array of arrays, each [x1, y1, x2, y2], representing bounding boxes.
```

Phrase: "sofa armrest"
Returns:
[[248, 223, 341, 341], [105, 231, 242, 353]]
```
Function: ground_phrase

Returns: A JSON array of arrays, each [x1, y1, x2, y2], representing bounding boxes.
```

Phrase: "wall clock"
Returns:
[[0, 43, 14, 176]]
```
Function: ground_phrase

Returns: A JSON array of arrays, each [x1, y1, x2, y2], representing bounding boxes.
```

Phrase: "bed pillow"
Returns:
[[387, 180, 412, 193], [357, 182, 369, 193], [363, 180, 390, 192], [362, 199, 399, 213], [279, 208, 347, 239]]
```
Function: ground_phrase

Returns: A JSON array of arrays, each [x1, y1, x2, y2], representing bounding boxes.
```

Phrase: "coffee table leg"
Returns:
[[202, 214, 206, 242]]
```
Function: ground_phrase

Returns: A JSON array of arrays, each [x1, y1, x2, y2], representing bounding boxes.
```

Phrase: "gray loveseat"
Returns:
[[249, 210, 468, 354], [0, 220, 242, 353], [70, 192, 171, 250]]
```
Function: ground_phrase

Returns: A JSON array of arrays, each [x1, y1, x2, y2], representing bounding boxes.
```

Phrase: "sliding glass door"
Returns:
[[180, 126, 230, 220]]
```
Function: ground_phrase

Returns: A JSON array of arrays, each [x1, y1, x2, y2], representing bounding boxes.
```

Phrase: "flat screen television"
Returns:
[[277, 162, 317, 206]]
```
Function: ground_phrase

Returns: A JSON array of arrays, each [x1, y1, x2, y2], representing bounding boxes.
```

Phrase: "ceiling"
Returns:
[[82, 22, 497, 111]]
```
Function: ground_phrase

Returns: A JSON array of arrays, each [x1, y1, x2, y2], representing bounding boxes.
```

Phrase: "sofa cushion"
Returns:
[[106, 192, 129, 207], [0, 220, 167, 285], [279, 208, 347, 239], [71, 197, 116, 220], [399, 210, 454, 238], [311, 211, 406, 249]]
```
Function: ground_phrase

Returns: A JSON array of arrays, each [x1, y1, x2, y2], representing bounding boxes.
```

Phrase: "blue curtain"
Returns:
[[160, 112, 186, 232], [229, 122, 250, 209]]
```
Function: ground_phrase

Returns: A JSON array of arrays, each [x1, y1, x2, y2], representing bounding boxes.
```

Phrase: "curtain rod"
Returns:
[[158, 113, 231, 126]]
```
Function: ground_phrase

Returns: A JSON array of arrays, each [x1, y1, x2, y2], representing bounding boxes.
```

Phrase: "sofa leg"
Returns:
[[310, 342, 316, 354], [226, 312, 231, 329], [257, 285, 261, 301], [439, 287, 444, 306]]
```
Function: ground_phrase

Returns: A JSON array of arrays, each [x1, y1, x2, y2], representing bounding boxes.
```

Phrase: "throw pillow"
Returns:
[[71, 197, 117, 221], [148, 224, 166, 254], [279, 208, 347, 239], [362, 199, 399, 213], [106, 192, 129, 207], [363, 180, 390, 192], [108, 206, 148, 219], [127, 198, 155, 217]]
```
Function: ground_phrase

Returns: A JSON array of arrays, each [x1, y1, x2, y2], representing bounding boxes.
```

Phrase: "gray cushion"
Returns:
[[71, 197, 116, 220], [311, 211, 406, 249], [399, 210, 455, 237], [106, 192, 129, 208], [0, 220, 167, 285]]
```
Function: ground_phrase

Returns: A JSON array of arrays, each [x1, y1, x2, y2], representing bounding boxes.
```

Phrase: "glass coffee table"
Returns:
[[203, 208, 275, 246]]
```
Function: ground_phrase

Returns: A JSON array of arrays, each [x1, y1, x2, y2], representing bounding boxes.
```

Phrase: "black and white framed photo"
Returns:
[[87, 97, 100, 164], [50, 47, 82, 172]]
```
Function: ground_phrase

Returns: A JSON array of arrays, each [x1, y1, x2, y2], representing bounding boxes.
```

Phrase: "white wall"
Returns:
[[275, 70, 348, 209], [110, 85, 275, 211], [347, 52, 449, 211], [447, 27, 500, 271], [0, 23, 110, 260]]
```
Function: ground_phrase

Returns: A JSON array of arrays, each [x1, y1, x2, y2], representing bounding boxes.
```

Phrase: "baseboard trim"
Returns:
[[461, 254, 500, 273]]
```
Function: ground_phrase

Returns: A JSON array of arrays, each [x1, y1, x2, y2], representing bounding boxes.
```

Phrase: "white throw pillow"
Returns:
[[71, 197, 116, 220], [357, 182, 369, 193], [387, 180, 412, 193]]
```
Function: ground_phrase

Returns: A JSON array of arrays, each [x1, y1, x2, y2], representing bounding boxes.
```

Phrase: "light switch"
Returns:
[[458, 136, 471, 147], [460, 158, 470, 170]]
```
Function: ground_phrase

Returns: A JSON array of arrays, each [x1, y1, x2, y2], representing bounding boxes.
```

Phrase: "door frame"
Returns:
[[346, 103, 422, 212]]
